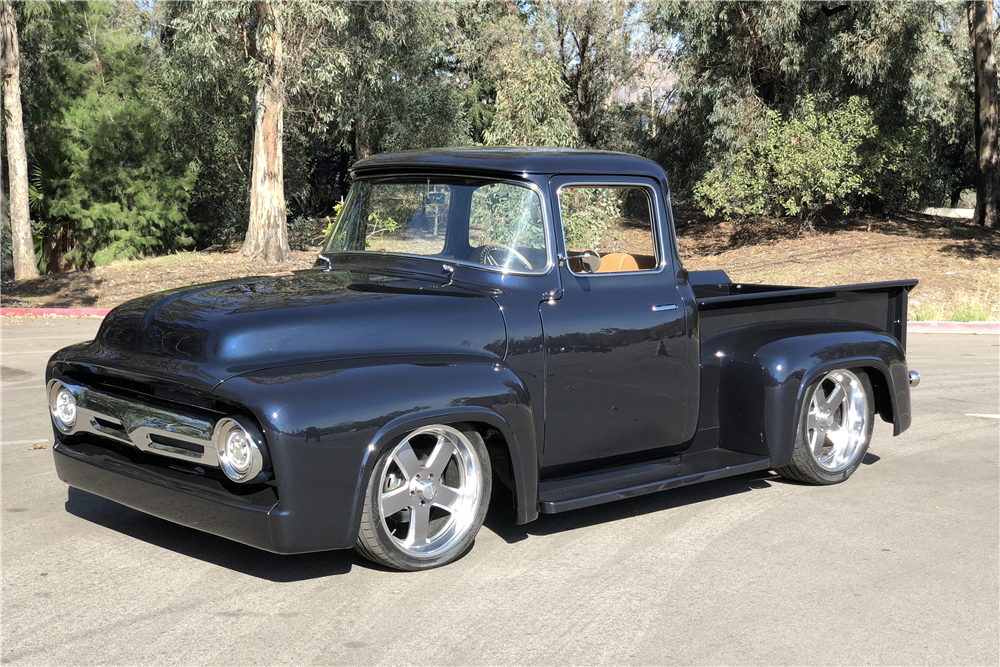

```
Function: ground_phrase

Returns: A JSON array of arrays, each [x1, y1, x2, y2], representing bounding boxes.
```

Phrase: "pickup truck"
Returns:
[[47, 148, 919, 571]]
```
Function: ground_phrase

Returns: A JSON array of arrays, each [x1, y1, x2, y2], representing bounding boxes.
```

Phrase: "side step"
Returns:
[[537, 449, 770, 514]]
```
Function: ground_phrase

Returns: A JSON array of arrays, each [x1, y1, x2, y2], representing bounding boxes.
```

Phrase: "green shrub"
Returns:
[[287, 216, 334, 251], [694, 96, 878, 222]]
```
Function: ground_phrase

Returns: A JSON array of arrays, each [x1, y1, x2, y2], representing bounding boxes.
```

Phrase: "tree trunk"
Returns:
[[354, 78, 370, 160], [1, 0, 38, 279], [242, 0, 290, 264], [1, 100, 7, 230], [969, 1, 998, 228]]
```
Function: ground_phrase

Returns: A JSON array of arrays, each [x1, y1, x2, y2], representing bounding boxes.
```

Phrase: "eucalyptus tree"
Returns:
[[967, 1, 998, 227], [1, 0, 37, 278], [172, 1, 347, 264], [546, 0, 652, 149], [464, 2, 578, 147], [315, 2, 467, 161]]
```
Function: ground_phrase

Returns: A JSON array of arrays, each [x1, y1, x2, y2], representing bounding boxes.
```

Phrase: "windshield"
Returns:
[[322, 178, 548, 272]]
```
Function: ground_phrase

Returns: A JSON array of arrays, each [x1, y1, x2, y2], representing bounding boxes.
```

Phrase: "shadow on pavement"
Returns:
[[65, 486, 362, 581], [484, 469, 782, 545]]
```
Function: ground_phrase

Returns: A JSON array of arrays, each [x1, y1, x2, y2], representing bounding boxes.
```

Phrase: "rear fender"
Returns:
[[214, 357, 538, 552], [714, 325, 911, 468]]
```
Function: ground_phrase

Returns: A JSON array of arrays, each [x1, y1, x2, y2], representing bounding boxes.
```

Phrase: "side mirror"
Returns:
[[559, 251, 602, 273], [578, 251, 601, 274]]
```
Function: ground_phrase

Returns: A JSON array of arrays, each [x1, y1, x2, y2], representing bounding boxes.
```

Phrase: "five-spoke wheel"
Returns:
[[777, 368, 875, 485], [355, 424, 491, 570]]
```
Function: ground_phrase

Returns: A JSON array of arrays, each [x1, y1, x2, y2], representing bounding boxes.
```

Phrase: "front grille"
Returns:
[[148, 433, 206, 457], [52, 378, 221, 468]]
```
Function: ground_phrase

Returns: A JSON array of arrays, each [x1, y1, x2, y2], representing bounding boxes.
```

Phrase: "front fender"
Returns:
[[213, 356, 537, 552], [712, 325, 911, 469]]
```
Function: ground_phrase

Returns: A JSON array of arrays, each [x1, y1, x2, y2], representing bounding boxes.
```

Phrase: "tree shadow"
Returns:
[[809, 212, 1000, 260], [65, 487, 363, 580], [3, 271, 104, 307]]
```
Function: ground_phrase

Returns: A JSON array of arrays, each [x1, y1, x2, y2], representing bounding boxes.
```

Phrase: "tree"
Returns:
[[21, 2, 198, 269], [242, 1, 288, 262], [484, 54, 579, 147], [1, 99, 7, 230], [657, 2, 972, 211], [472, 4, 578, 147], [968, 1, 998, 227], [453, 2, 522, 144], [695, 96, 879, 222], [1, 0, 37, 279], [547, 0, 648, 148], [321, 2, 467, 160], [173, 1, 347, 264]]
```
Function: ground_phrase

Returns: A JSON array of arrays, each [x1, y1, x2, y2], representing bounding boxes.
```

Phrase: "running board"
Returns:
[[537, 449, 771, 514]]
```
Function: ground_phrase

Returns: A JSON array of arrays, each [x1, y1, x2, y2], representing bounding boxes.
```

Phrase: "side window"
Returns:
[[559, 185, 658, 273]]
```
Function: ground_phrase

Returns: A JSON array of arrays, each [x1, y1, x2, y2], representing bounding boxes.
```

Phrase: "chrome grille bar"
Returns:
[[50, 380, 220, 467]]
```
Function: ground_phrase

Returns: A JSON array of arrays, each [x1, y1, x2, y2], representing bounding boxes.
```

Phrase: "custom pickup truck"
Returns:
[[47, 148, 919, 570]]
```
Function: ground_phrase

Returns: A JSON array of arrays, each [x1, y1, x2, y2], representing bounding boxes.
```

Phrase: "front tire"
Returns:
[[355, 424, 491, 570], [776, 368, 875, 485]]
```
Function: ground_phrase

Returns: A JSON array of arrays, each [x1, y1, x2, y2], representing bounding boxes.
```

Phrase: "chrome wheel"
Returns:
[[805, 369, 869, 472], [377, 425, 484, 559]]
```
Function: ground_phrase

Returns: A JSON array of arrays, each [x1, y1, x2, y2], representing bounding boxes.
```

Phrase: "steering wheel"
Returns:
[[476, 244, 533, 271]]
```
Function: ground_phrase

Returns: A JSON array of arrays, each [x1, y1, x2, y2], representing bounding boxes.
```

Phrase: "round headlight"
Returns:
[[215, 418, 265, 483], [225, 430, 252, 474], [50, 384, 77, 432]]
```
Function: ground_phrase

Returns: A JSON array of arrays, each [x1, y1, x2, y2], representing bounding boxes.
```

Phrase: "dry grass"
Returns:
[[676, 210, 1000, 322]]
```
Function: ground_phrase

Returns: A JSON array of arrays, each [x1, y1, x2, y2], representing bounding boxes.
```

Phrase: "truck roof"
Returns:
[[350, 147, 669, 183]]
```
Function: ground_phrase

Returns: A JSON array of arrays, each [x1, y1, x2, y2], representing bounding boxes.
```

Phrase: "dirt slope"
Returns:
[[3, 213, 998, 320]]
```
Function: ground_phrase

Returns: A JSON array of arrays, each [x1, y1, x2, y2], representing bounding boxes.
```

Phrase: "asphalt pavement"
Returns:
[[1, 317, 997, 666]]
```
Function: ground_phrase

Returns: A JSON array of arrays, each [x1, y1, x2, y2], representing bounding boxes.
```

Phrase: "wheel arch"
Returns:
[[348, 405, 538, 544], [214, 357, 539, 552], [716, 327, 912, 469]]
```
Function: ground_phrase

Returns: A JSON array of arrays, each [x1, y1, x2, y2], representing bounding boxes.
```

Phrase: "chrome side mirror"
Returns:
[[559, 251, 602, 274]]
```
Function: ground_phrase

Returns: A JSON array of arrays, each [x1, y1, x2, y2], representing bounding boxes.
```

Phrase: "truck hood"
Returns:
[[59, 269, 507, 391]]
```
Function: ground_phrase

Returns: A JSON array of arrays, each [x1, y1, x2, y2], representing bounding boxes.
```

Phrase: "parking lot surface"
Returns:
[[2, 317, 997, 666]]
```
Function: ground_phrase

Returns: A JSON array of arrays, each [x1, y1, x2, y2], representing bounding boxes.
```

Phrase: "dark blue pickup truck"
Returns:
[[47, 148, 919, 570]]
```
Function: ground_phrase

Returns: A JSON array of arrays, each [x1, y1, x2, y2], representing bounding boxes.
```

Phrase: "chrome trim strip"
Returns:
[[48, 380, 220, 467], [652, 304, 678, 312]]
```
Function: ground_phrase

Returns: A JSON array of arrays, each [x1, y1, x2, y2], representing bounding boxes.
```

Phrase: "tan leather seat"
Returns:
[[595, 253, 639, 273]]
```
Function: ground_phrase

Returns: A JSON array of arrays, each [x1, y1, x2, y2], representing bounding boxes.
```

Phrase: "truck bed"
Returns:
[[689, 270, 918, 347]]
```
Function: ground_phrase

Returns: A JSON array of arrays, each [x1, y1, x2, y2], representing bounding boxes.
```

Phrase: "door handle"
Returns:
[[652, 304, 678, 312]]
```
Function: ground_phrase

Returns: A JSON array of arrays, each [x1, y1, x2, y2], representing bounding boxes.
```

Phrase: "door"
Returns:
[[540, 177, 694, 473]]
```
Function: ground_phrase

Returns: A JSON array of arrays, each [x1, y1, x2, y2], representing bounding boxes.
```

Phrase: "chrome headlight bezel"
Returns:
[[214, 417, 266, 483], [48, 382, 78, 433]]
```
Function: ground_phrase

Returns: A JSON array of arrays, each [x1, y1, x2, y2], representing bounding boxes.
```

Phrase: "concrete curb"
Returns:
[[1, 308, 111, 318], [909, 321, 999, 335]]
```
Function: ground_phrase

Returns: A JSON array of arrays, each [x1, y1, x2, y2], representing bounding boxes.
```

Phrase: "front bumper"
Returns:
[[52, 437, 308, 553]]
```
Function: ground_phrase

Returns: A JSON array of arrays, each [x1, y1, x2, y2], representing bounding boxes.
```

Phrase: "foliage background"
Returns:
[[2, 0, 995, 273]]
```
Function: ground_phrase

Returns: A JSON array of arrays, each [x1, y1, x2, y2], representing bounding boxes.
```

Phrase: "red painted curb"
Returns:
[[909, 321, 999, 334], [1, 308, 111, 318]]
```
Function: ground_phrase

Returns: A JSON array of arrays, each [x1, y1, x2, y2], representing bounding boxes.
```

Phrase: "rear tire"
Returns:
[[355, 423, 491, 571], [776, 368, 875, 485]]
